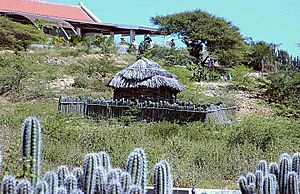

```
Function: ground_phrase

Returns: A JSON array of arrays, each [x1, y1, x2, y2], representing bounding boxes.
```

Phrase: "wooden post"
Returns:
[[130, 30, 135, 44], [110, 31, 115, 42]]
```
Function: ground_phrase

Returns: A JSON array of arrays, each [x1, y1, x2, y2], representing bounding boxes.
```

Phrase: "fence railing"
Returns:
[[58, 96, 236, 124]]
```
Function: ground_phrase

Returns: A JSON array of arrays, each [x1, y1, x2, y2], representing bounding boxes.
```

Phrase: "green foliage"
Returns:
[[0, 16, 46, 50], [227, 65, 258, 89], [142, 45, 192, 67], [69, 35, 87, 46], [93, 34, 118, 53], [260, 71, 300, 118], [193, 65, 222, 81], [151, 10, 247, 66]]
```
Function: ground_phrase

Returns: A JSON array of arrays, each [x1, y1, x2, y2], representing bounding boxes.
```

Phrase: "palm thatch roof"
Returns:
[[107, 57, 184, 92]]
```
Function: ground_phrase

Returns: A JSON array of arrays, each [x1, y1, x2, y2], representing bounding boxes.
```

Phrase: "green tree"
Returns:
[[151, 10, 247, 67], [0, 16, 46, 50]]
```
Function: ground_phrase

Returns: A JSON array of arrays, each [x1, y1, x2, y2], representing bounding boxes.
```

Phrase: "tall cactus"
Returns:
[[2, 175, 16, 194], [287, 172, 299, 194], [238, 176, 248, 194], [120, 171, 132, 193], [257, 160, 268, 176], [16, 179, 32, 194], [107, 181, 123, 194], [82, 153, 97, 194], [292, 153, 300, 177], [107, 168, 122, 185], [96, 151, 111, 170], [255, 170, 263, 194], [57, 165, 69, 187], [269, 162, 279, 179], [71, 189, 84, 194], [279, 154, 291, 194], [263, 175, 277, 194], [35, 180, 48, 194], [153, 160, 173, 194], [94, 167, 106, 194], [44, 171, 58, 194], [246, 173, 256, 185], [72, 167, 83, 189], [65, 174, 78, 193], [247, 183, 256, 194], [21, 117, 42, 187], [126, 148, 148, 193]]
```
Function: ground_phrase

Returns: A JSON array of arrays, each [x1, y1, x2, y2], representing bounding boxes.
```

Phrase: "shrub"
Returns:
[[142, 45, 192, 67], [0, 16, 46, 50]]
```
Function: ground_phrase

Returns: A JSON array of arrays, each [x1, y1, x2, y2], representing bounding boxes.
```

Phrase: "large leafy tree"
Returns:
[[151, 10, 247, 67]]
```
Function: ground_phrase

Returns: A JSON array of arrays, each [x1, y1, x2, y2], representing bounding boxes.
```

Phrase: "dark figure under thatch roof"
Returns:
[[107, 57, 184, 102]]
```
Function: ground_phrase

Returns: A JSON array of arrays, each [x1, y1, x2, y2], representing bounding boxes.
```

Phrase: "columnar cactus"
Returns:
[[255, 170, 263, 194], [72, 167, 83, 189], [269, 162, 279, 179], [246, 173, 256, 185], [128, 185, 143, 194], [65, 174, 78, 193], [238, 176, 248, 194], [263, 175, 277, 194], [292, 153, 300, 177], [57, 165, 69, 187], [247, 183, 256, 194], [257, 160, 268, 176], [2, 175, 17, 194], [82, 153, 97, 194], [22, 117, 42, 187], [126, 148, 148, 193], [97, 151, 111, 170], [35, 180, 48, 194], [107, 181, 123, 194], [44, 171, 58, 194], [94, 167, 106, 194], [71, 189, 84, 194], [153, 160, 173, 194], [16, 179, 32, 194], [57, 187, 67, 194], [120, 171, 132, 193], [279, 155, 291, 194], [287, 172, 299, 194], [107, 168, 122, 185]]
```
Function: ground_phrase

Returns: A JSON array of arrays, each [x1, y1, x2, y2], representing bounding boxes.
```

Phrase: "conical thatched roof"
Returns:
[[107, 58, 184, 92]]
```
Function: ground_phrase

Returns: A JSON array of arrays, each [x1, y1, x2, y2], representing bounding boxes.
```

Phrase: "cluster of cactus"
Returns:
[[1, 116, 174, 194], [238, 153, 300, 194], [60, 96, 229, 113]]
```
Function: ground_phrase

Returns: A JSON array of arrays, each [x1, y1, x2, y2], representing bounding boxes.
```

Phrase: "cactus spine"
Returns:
[[255, 170, 263, 194], [65, 174, 78, 193], [246, 173, 256, 185], [153, 160, 173, 194], [57, 187, 67, 194], [128, 185, 143, 194], [21, 117, 42, 187], [126, 148, 148, 193], [279, 155, 291, 194], [238, 176, 248, 194], [35, 180, 48, 194], [247, 183, 256, 194], [107, 181, 123, 194], [71, 189, 84, 194], [287, 172, 299, 194], [57, 165, 69, 187], [44, 171, 58, 194], [94, 167, 106, 194], [16, 179, 32, 194], [120, 171, 132, 193], [82, 153, 97, 194], [2, 175, 17, 194]]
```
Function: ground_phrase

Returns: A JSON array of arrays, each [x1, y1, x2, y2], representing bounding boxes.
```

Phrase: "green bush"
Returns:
[[227, 64, 258, 88], [260, 71, 300, 118], [0, 16, 46, 50], [142, 45, 192, 66]]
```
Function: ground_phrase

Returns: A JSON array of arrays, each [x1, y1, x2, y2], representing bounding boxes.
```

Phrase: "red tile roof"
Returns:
[[0, 0, 94, 22]]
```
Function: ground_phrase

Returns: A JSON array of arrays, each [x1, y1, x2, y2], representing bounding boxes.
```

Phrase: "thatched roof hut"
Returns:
[[107, 57, 184, 102]]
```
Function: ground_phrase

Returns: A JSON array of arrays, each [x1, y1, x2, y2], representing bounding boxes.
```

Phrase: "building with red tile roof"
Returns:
[[0, 0, 158, 42]]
